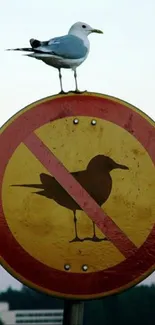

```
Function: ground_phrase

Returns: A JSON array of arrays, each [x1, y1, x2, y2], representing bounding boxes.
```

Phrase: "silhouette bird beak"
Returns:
[[115, 163, 129, 170]]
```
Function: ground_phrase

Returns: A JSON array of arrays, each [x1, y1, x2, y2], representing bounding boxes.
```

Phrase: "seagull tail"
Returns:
[[30, 38, 41, 48], [6, 47, 33, 52]]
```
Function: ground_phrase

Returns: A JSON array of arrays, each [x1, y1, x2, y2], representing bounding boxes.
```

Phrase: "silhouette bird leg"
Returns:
[[91, 221, 108, 242], [92, 222, 99, 240], [70, 211, 82, 242], [74, 211, 78, 238]]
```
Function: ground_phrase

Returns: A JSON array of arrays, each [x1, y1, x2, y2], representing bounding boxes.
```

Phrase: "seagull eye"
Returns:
[[82, 25, 86, 28]]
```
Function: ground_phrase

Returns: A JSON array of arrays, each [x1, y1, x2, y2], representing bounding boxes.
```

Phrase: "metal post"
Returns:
[[63, 300, 84, 325]]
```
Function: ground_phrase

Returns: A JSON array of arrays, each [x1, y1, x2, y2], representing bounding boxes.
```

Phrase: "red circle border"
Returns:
[[0, 93, 155, 298]]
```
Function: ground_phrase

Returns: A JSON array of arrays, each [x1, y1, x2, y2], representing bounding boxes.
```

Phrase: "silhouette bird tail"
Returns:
[[11, 184, 44, 189], [34, 190, 46, 196]]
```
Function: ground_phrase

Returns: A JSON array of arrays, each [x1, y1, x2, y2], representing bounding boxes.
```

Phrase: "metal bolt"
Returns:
[[91, 119, 97, 125], [82, 265, 88, 272], [73, 118, 79, 124], [64, 264, 70, 271]]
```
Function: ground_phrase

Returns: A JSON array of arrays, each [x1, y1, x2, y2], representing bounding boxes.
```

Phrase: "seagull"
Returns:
[[12, 155, 128, 242], [7, 22, 103, 93]]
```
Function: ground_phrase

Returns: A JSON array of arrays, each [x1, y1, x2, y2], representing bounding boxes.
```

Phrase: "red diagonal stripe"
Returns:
[[23, 132, 137, 258]]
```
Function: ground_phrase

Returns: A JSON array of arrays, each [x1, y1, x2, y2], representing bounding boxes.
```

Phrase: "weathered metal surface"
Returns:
[[0, 92, 155, 299]]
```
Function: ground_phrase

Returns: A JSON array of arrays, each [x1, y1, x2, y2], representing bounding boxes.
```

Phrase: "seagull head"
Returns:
[[68, 22, 103, 38]]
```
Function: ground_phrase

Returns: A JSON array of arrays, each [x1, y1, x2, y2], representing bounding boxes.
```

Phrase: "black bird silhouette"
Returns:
[[12, 155, 128, 242]]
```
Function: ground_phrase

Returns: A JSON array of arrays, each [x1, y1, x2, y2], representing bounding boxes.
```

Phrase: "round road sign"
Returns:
[[0, 92, 155, 299]]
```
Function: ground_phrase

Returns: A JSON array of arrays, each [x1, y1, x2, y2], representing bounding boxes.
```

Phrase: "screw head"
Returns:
[[91, 119, 97, 125], [82, 265, 88, 272], [64, 264, 70, 271], [73, 118, 79, 124]]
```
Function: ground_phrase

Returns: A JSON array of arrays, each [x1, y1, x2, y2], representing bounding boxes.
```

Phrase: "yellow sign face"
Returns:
[[2, 116, 155, 271], [0, 92, 155, 299]]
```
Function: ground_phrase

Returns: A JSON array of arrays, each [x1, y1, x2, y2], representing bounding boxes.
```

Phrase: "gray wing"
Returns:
[[31, 35, 88, 59]]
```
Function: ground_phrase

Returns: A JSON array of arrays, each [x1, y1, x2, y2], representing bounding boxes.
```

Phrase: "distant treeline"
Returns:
[[0, 284, 155, 325]]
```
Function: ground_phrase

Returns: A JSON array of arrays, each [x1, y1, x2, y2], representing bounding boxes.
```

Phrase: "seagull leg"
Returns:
[[58, 68, 65, 94], [73, 69, 79, 92], [70, 68, 87, 94]]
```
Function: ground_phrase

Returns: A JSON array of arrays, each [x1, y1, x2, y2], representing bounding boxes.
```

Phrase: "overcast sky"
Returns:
[[0, 0, 155, 292]]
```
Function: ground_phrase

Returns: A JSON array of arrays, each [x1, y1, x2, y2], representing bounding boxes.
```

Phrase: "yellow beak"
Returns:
[[91, 29, 103, 34]]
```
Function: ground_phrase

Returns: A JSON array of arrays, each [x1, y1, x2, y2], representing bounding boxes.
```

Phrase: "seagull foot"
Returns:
[[69, 90, 87, 94], [59, 90, 67, 95]]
